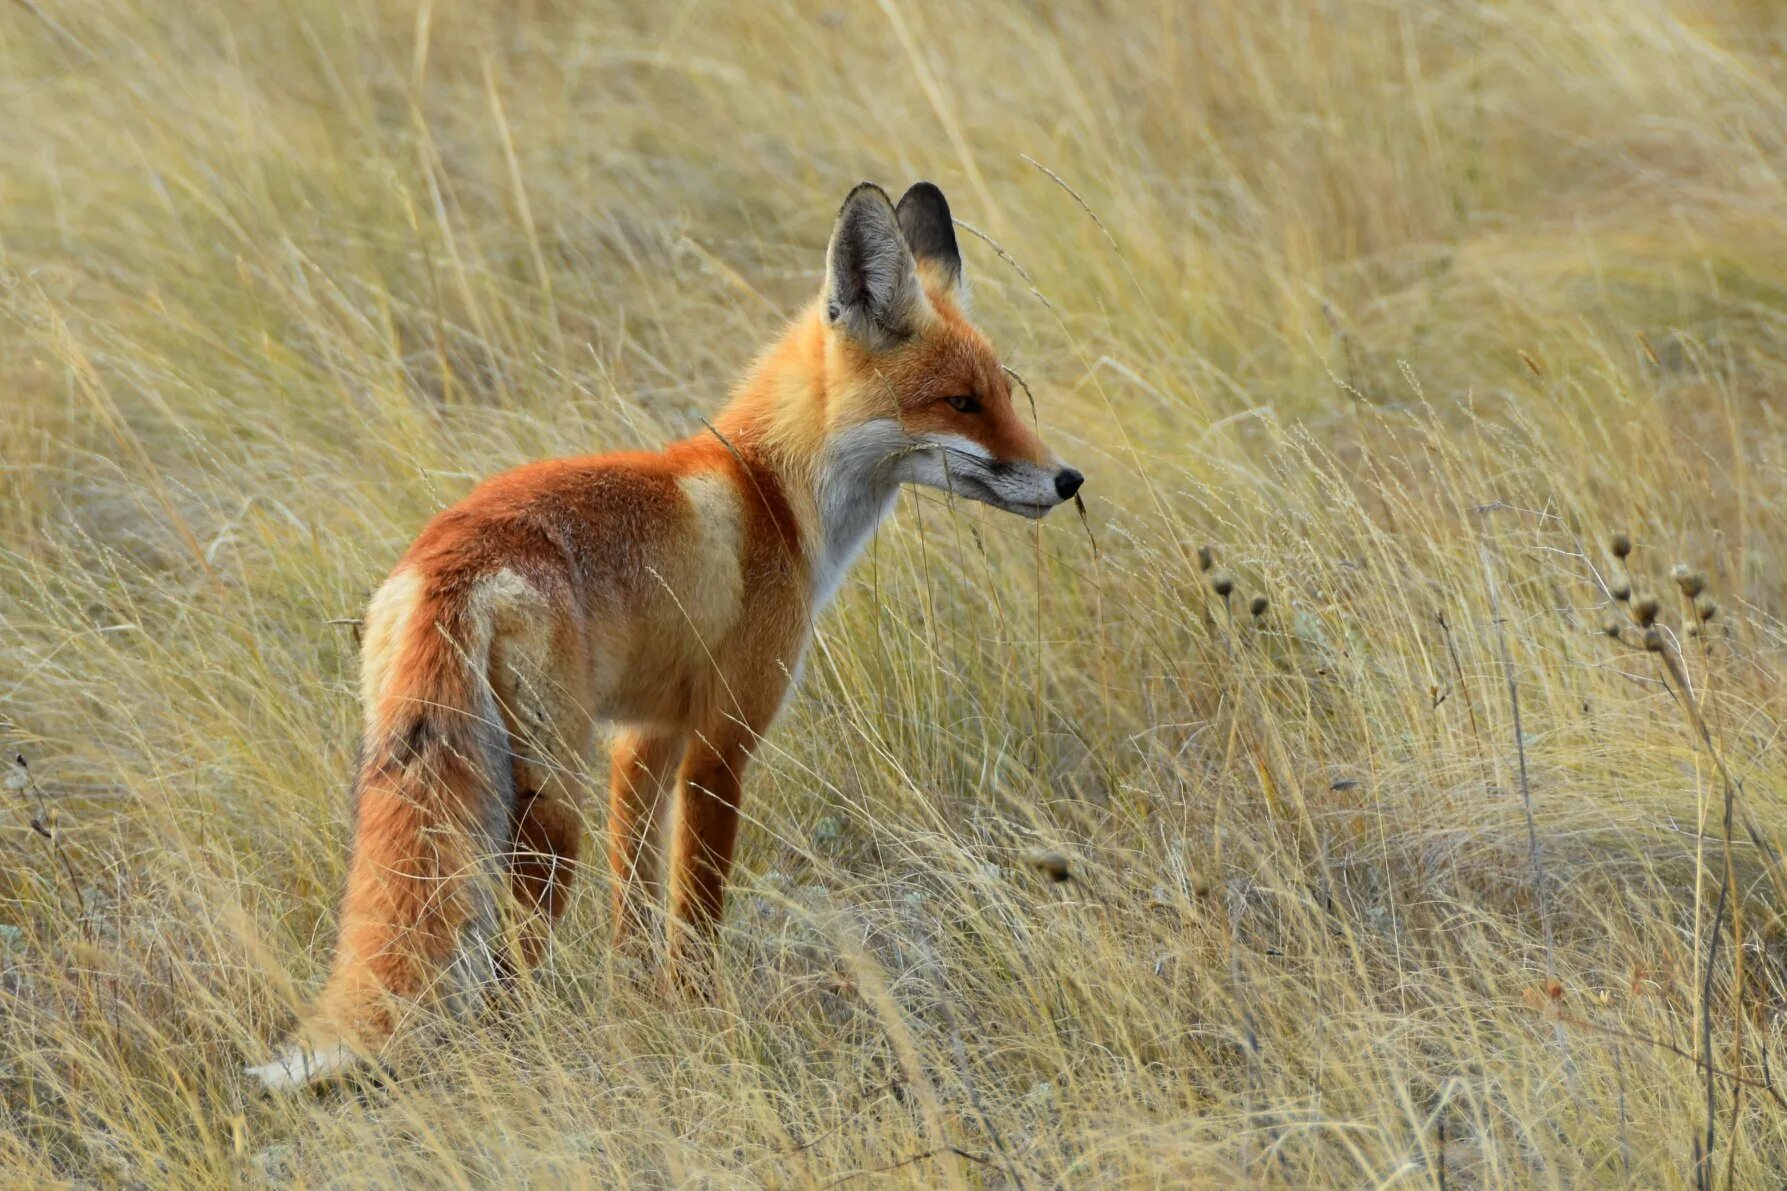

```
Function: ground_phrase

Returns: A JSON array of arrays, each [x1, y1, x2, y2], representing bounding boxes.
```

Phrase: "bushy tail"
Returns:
[[249, 578, 513, 1091]]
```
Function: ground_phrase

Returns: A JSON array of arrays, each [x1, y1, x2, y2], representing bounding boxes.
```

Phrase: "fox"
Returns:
[[247, 181, 1084, 1090]]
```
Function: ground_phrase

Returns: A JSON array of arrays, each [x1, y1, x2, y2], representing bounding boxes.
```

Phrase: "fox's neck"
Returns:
[[712, 306, 901, 610]]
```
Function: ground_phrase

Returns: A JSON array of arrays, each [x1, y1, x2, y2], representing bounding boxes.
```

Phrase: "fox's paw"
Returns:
[[245, 1039, 360, 1094]]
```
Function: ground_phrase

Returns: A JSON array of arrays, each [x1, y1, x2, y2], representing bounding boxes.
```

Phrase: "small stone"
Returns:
[[1024, 850, 1071, 883], [812, 815, 844, 848], [250, 1143, 295, 1180]]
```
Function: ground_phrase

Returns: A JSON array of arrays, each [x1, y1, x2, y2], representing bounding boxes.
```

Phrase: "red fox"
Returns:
[[248, 182, 1083, 1090]]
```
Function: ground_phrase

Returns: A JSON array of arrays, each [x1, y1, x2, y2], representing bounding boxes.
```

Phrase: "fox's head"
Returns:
[[816, 181, 1082, 520]]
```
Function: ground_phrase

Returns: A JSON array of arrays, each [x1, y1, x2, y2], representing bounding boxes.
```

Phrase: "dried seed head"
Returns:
[[1610, 582, 1631, 603], [1197, 545, 1215, 573], [1696, 595, 1717, 622], [1642, 625, 1664, 653], [1249, 595, 1269, 619], [1602, 619, 1624, 640], [1211, 572, 1235, 599], [1610, 532, 1632, 559], [1025, 849, 1072, 883], [1632, 595, 1660, 626], [1671, 566, 1706, 599]]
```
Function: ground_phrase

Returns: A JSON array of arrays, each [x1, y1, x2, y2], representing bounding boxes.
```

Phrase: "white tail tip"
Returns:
[[245, 1040, 359, 1093]]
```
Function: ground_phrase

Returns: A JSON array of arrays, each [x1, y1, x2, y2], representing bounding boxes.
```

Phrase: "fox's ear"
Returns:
[[825, 182, 924, 349], [895, 182, 964, 300]]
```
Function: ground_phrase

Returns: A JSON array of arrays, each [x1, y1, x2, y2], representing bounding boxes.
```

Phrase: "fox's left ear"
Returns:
[[895, 182, 965, 303]]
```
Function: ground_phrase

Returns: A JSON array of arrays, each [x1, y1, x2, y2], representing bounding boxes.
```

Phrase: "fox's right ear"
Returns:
[[825, 182, 924, 350], [894, 182, 964, 301]]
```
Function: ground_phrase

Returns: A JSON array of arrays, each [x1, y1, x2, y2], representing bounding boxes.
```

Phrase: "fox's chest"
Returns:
[[811, 484, 899, 614]]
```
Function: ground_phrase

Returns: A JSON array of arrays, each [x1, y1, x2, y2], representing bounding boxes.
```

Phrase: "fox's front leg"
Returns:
[[606, 728, 686, 952], [664, 717, 767, 991]]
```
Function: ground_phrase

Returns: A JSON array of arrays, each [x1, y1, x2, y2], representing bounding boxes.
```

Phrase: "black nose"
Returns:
[[1054, 468, 1084, 500]]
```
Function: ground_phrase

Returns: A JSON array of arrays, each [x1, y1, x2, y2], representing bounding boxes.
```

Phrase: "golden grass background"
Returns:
[[3, 0, 1786, 1184]]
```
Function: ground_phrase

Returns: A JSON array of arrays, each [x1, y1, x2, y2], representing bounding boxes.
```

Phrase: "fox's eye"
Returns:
[[945, 394, 981, 414]]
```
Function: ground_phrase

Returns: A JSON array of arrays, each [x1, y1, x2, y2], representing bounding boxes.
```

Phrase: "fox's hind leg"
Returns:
[[492, 621, 595, 969], [507, 789, 584, 967]]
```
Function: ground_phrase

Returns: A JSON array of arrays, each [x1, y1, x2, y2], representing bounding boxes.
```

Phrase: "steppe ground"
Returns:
[[4, 0, 1787, 1185]]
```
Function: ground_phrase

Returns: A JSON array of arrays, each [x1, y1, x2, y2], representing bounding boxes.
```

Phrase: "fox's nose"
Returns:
[[1053, 468, 1084, 500]]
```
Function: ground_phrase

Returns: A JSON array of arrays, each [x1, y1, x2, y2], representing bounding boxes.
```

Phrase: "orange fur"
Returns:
[[249, 182, 1081, 1090]]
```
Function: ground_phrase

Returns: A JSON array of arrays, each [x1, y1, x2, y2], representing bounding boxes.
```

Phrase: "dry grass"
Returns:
[[4, 0, 1787, 1185]]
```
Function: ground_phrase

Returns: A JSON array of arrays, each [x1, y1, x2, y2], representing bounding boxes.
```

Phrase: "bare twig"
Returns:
[[1651, 635, 1765, 1191], [9, 752, 87, 937], [821, 1146, 992, 1189], [782, 1078, 906, 1155], [1474, 535, 1558, 975], [1476, 524, 1577, 1102], [1555, 1015, 1786, 1111]]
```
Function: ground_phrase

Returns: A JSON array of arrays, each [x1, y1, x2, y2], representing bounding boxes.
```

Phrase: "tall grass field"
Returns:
[[3, 0, 1786, 1184]]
